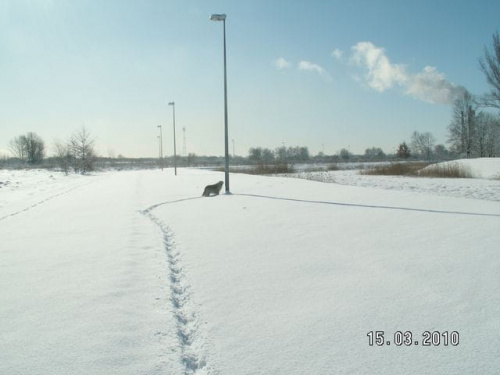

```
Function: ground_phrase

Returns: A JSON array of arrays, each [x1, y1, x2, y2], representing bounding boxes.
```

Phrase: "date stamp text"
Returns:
[[367, 331, 459, 347]]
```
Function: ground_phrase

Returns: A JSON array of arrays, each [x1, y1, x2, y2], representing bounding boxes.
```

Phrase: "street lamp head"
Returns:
[[210, 13, 226, 21], [168, 102, 175, 106]]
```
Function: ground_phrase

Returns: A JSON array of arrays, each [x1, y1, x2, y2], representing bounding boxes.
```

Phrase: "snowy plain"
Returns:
[[1, 159, 500, 375]]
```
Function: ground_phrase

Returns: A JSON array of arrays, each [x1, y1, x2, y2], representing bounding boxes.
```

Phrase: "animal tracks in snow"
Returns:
[[0, 180, 95, 222], [141, 205, 210, 375]]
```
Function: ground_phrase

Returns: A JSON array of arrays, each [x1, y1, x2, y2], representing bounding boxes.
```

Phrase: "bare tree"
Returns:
[[24, 132, 45, 164], [339, 148, 351, 161], [479, 31, 500, 109], [248, 147, 263, 164], [364, 147, 385, 160], [70, 127, 96, 174], [448, 90, 477, 158], [476, 112, 500, 157], [8, 132, 45, 164], [262, 148, 275, 164], [275, 146, 287, 162], [53, 140, 73, 175], [9, 135, 27, 161], [248, 147, 275, 164], [434, 144, 449, 160], [411, 131, 436, 160]]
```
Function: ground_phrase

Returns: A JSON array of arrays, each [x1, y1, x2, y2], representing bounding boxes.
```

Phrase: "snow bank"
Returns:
[[426, 158, 500, 179]]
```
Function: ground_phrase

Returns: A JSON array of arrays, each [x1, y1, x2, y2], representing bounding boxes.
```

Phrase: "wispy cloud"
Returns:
[[331, 48, 343, 61], [274, 58, 331, 80], [405, 66, 466, 104], [273, 57, 291, 70], [298, 60, 326, 74], [298, 60, 332, 81], [299, 60, 329, 77], [350, 41, 464, 104]]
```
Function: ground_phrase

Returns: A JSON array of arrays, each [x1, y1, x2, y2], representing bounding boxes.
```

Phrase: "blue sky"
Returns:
[[1, 0, 499, 158]]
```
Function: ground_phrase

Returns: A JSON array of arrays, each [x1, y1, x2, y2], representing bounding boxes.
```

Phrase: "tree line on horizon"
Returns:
[[7, 127, 97, 174]]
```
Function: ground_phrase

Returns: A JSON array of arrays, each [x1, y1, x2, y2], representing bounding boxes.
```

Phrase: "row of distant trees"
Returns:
[[396, 132, 446, 161], [8, 127, 97, 174], [247, 139, 453, 164], [248, 146, 310, 164]]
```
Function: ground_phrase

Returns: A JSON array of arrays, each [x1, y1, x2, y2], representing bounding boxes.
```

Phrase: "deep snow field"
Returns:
[[1, 159, 499, 375]]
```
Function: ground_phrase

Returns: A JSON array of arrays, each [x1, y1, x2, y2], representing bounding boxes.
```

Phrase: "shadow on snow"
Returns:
[[140, 193, 500, 218]]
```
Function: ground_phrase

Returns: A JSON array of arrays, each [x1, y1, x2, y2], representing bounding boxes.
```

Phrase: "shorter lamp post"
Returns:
[[157, 135, 161, 160], [157, 125, 163, 171], [168, 101, 177, 176]]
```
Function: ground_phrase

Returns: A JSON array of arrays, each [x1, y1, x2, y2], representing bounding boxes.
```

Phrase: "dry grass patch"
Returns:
[[361, 161, 475, 178], [418, 163, 474, 178], [360, 162, 430, 176], [247, 163, 294, 175], [217, 163, 294, 175]]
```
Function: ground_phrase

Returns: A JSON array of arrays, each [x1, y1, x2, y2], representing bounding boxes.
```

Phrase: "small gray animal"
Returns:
[[202, 181, 224, 197]]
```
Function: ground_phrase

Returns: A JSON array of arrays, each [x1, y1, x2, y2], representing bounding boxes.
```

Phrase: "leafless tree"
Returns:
[[448, 90, 477, 158], [70, 127, 96, 174], [339, 148, 351, 161], [53, 140, 73, 175], [275, 146, 287, 162], [479, 31, 500, 109], [433, 144, 449, 160], [411, 131, 436, 160], [9, 136, 27, 161], [8, 132, 45, 164], [24, 132, 45, 164], [364, 147, 385, 160], [476, 112, 500, 157], [248, 147, 275, 164]]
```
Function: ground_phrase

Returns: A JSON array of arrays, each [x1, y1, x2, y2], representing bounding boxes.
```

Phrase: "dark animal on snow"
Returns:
[[202, 181, 224, 197]]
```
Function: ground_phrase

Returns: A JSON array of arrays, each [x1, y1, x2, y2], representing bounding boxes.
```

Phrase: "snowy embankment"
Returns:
[[1, 163, 500, 374], [287, 158, 500, 202]]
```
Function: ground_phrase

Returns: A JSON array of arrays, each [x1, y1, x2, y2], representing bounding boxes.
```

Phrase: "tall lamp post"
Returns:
[[168, 101, 177, 176], [210, 13, 230, 194], [157, 125, 163, 171]]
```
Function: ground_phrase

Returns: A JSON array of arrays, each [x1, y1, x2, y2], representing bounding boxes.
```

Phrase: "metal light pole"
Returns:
[[210, 13, 230, 194], [157, 125, 163, 171], [157, 135, 161, 160], [168, 101, 177, 176]]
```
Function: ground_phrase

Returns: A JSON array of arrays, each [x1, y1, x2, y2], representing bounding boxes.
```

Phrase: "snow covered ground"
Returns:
[[1, 159, 499, 374], [287, 158, 500, 202]]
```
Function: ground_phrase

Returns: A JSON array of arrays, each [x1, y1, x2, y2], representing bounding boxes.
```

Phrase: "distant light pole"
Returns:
[[168, 101, 177, 176], [232, 139, 235, 157], [157, 135, 161, 159], [157, 125, 163, 171], [210, 13, 230, 194]]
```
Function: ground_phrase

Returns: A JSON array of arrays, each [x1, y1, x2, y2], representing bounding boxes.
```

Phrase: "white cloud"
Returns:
[[298, 60, 326, 75], [274, 57, 291, 70], [350, 41, 464, 104], [351, 42, 407, 92], [331, 48, 343, 61]]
